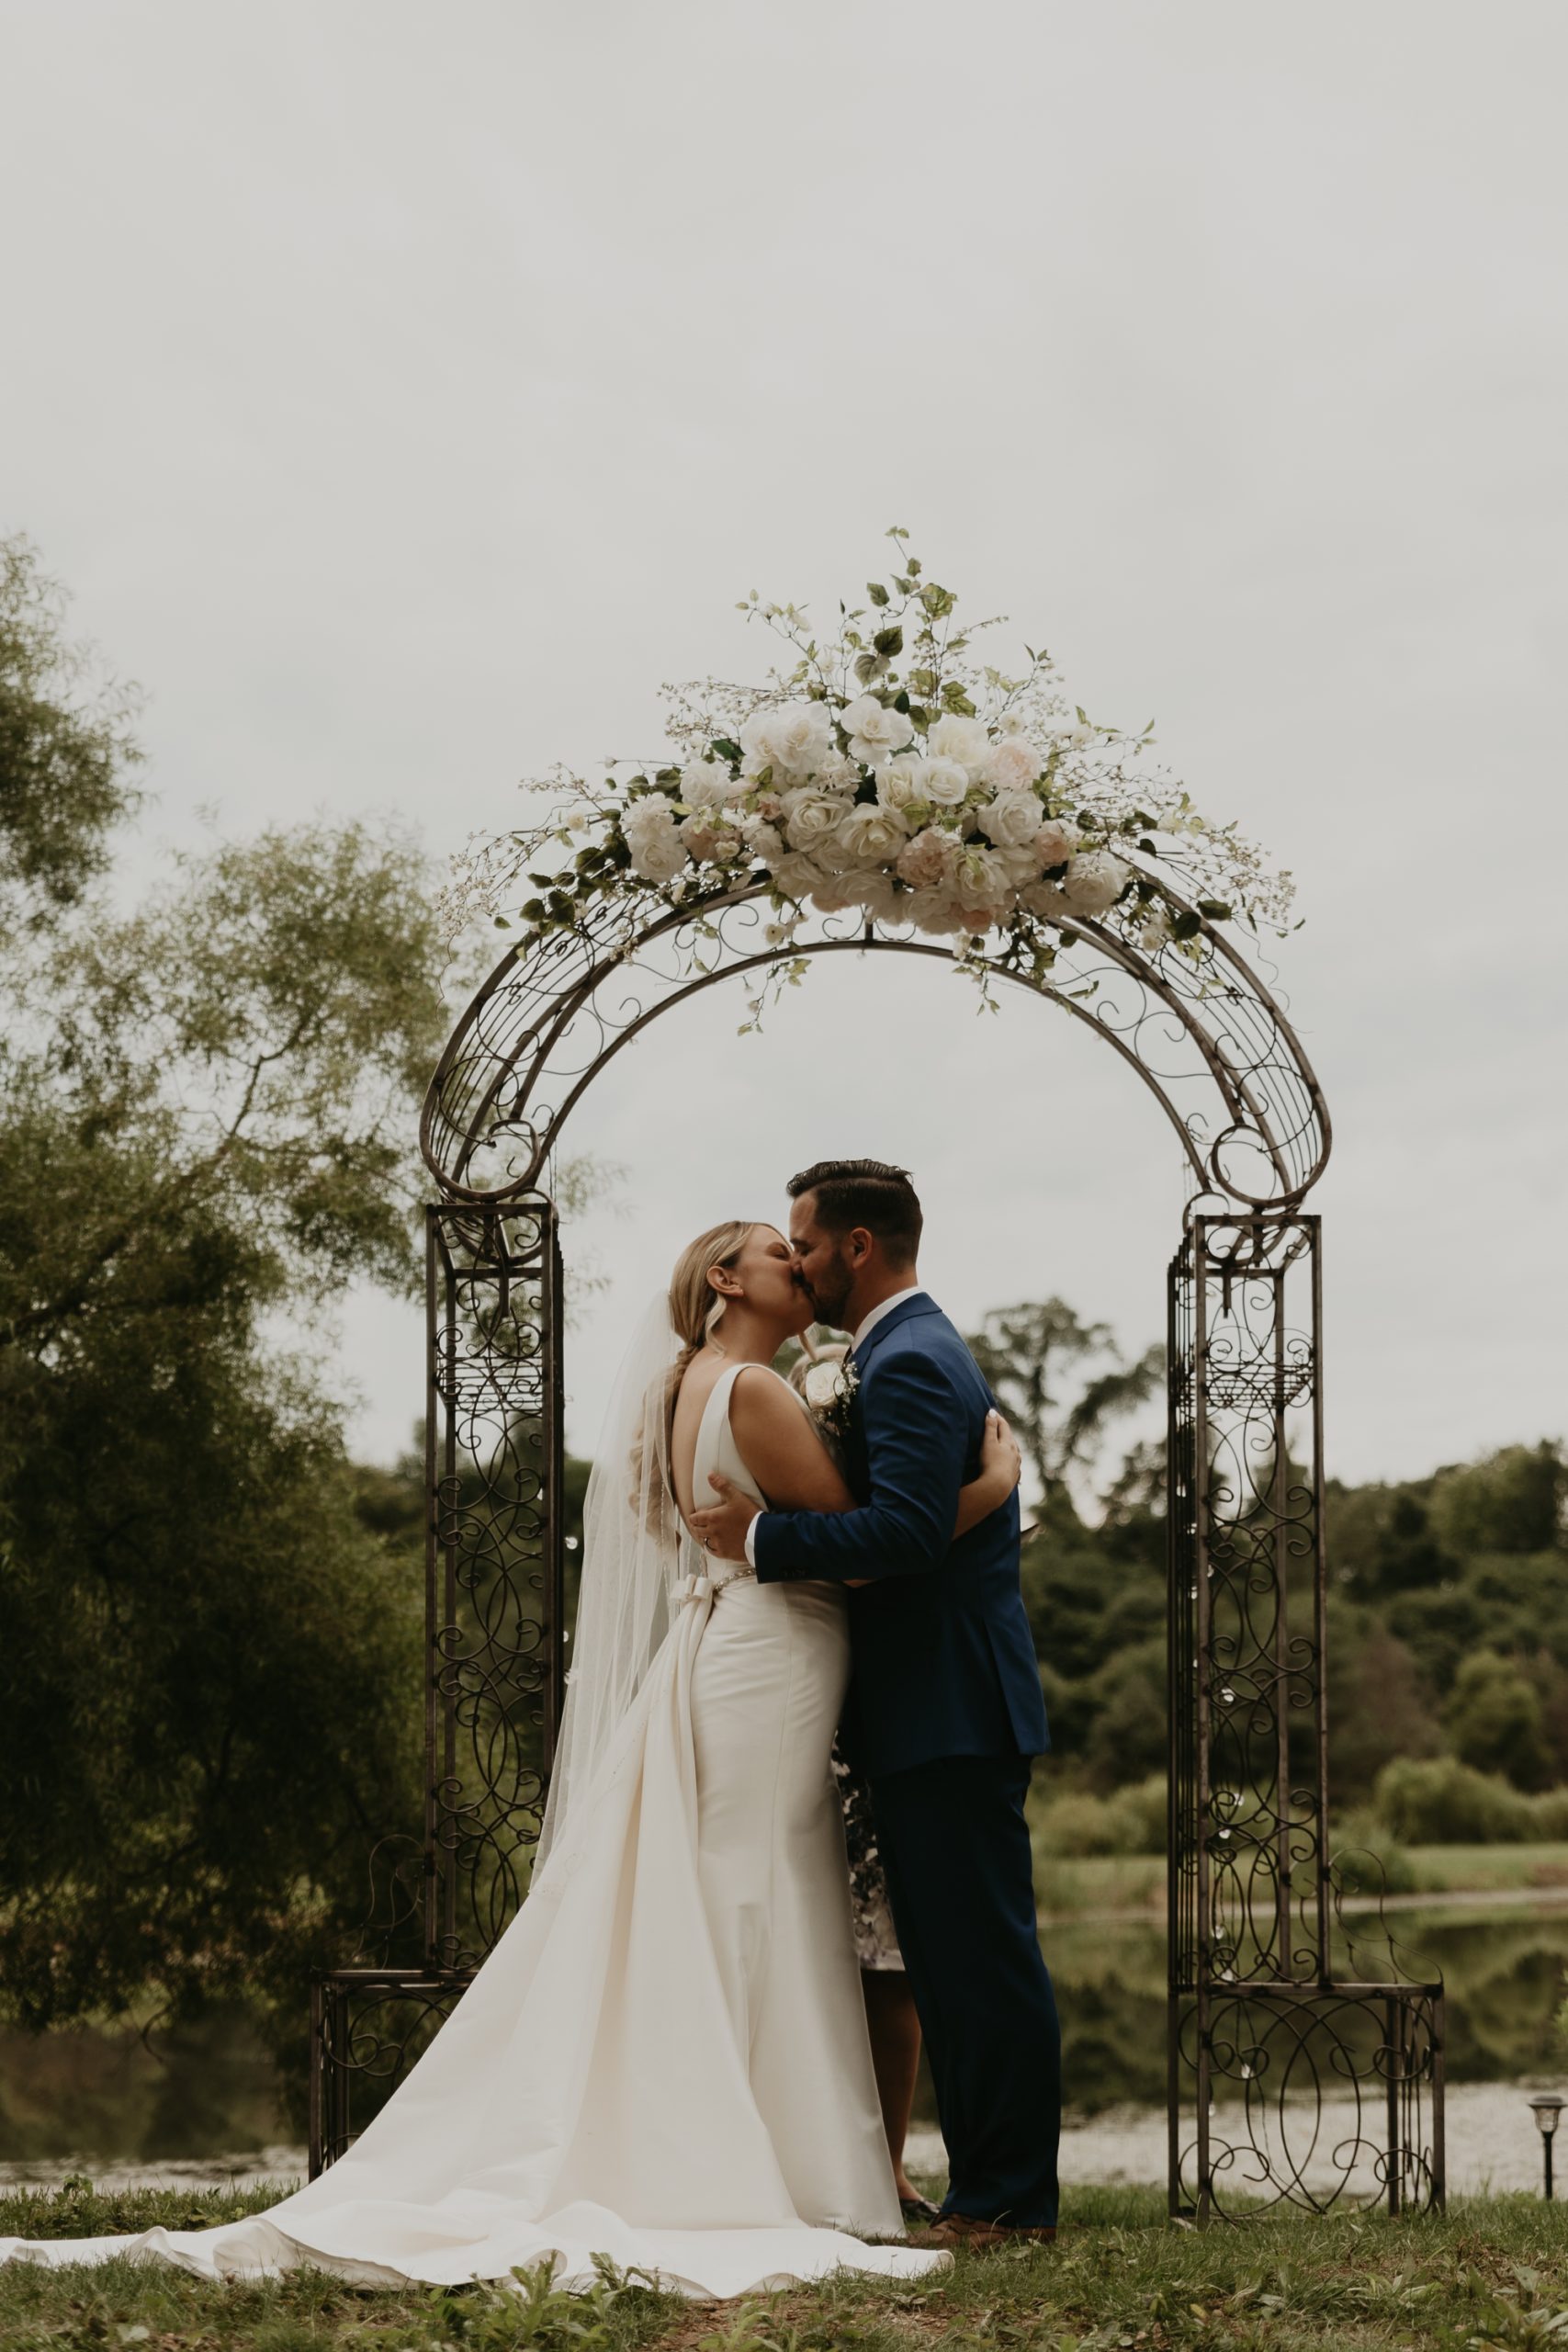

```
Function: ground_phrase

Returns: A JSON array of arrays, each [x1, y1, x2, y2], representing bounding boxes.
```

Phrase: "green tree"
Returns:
[[0, 536, 142, 937], [1431, 1443, 1563, 1558], [1442, 1650, 1550, 1790], [967, 1298, 1163, 1505], [0, 542, 448, 2070]]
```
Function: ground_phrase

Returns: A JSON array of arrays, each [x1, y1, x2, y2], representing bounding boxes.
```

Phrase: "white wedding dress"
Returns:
[[1, 1362, 945, 2301]]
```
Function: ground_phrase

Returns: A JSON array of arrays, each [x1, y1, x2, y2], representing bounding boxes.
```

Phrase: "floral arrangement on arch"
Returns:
[[466, 531, 1293, 1018]]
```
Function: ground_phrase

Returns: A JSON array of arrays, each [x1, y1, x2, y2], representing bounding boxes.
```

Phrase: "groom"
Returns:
[[691, 1159, 1061, 2245]]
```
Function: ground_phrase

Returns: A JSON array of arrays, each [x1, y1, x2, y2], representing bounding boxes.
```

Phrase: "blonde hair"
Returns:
[[668, 1220, 754, 1387], [631, 1222, 754, 1535]]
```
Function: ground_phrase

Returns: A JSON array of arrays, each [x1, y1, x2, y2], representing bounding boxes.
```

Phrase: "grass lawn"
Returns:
[[6, 2182, 1568, 2350]]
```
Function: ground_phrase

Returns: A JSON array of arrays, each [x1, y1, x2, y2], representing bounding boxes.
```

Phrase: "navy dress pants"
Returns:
[[869, 1752, 1061, 2228]]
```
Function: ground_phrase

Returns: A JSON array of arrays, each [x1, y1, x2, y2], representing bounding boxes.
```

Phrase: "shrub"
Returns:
[[1039, 1774, 1167, 1856], [1374, 1754, 1541, 1843]]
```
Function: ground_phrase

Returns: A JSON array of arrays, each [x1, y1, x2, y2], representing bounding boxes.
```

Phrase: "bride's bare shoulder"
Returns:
[[728, 1363, 813, 1443]]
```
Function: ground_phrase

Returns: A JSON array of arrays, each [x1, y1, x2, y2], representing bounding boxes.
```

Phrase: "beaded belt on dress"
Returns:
[[678, 1566, 756, 1606]]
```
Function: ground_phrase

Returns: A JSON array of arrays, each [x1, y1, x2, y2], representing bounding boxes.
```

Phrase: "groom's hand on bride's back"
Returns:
[[688, 1472, 755, 1562], [689, 1475, 872, 1585]]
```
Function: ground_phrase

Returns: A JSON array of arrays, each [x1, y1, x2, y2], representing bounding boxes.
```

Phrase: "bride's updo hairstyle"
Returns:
[[668, 1220, 753, 1385]]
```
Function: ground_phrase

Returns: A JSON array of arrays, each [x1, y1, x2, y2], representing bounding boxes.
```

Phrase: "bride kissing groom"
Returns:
[[689, 1158, 1061, 2250], [4, 1160, 1060, 2300]]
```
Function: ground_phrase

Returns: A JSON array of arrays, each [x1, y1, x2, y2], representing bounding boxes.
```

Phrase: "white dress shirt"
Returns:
[[742, 1287, 926, 1566]]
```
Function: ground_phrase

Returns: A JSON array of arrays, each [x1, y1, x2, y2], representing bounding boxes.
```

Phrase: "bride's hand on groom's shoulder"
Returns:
[[980, 1409, 1022, 1496]]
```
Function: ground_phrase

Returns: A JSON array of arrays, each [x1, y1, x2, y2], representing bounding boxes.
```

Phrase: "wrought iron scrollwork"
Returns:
[[310, 885, 1441, 2221], [1167, 1216, 1443, 2217], [420, 885, 1330, 1216], [310, 1203, 564, 2169]]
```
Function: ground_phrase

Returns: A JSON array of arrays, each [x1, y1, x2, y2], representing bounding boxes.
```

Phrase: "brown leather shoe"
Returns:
[[929, 2213, 1057, 2250]]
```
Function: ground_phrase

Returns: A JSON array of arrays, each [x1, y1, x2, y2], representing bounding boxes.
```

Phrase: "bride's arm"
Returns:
[[723, 1374, 1021, 1534], [954, 1410, 1022, 1534], [725, 1370, 857, 1514]]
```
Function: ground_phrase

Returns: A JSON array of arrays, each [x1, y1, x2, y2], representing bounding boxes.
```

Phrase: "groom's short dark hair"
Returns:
[[787, 1159, 922, 1265]]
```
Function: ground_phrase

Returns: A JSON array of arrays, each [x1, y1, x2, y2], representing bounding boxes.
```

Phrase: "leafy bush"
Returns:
[[1040, 1774, 1167, 1856], [1373, 1755, 1568, 1844]]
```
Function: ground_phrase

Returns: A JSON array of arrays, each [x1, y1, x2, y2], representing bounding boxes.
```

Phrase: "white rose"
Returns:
[[770, 850, 829, 900], [927, 713, 993, 775], [751, 788, 785, 822], [739, 701, 835, 781], [997, 709, 1032, 737], [1020, 881, 1069, 921], [626, 823, 687, 886], [837, 803, 910, 865], [623, 797, 688, 881], [953, 844, 1010, 914], [803, 1358, 848, 1411], [895, 826, 955, 888], [998, 843, 1041, 888], [623, 792, 676, 846], [976, 790, 1044, 850], [742, 818, 785, 865], [680, 759, 732, 808], [840, 693, 915, 767], [1032, 819, 1081, 871], [913, 755, 971, 807], [807, 869, 869, 913], [984, 736, 1041, 794], [844, 868, 901, 923], [813, 752, 863, 796], [876, 754, 931, 813], [902, 887, 971, 938], [784, 789, 854, 850], [1061, 849, 1132, 914], [1139, 904, 1174, 951]]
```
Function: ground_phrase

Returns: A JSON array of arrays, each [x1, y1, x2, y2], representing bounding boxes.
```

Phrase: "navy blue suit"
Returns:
[[752, 1293, 1061, 2228]]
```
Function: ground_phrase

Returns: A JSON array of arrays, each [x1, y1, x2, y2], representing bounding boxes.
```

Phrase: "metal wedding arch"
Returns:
[[309, 878, 1444, 2222]]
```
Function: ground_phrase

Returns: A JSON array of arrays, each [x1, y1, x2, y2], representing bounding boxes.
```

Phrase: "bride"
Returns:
[[2, 1219, 1021, 2301]]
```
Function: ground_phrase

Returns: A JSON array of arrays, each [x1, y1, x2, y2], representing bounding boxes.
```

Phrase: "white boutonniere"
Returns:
[[802, 1353, 860, 1438]]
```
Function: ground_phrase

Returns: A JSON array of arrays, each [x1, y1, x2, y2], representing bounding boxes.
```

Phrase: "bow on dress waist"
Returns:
[[678, 1566, 756, 1607]]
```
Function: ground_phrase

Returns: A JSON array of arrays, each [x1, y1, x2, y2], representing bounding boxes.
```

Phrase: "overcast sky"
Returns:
[[4, 2, 1564, 1487]]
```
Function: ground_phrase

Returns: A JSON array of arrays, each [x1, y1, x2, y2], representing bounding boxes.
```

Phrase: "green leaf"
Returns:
[[1198, 899, 1232, 921], [892, 689, 911, 714], [872, 625, 904, 657], [710, 737, 740, 763], [866, 582, 890, 607], [1172, 910, 1202, 941], [908, 668, 940, 697], [940, 682, 976, 716], [920, 583, 957, 620]]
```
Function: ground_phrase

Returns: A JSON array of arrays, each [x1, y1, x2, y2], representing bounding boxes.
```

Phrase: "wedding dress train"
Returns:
[[2, 1363, 945, 2300]]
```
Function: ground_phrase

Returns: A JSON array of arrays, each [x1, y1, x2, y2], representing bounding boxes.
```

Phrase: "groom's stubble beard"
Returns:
[[796, 1240, 853, 1329]]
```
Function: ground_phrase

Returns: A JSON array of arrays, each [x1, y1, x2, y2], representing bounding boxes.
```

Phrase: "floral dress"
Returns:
[[832, 1738, 903, 1972]]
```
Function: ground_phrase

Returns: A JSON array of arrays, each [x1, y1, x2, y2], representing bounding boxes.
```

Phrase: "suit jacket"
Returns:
[[752, 1292, 1050, 1779]]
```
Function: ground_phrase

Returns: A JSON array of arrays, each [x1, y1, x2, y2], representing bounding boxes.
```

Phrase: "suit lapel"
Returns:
[[850, 1290, 937, 1374]]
